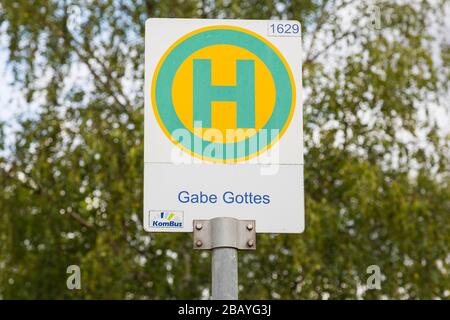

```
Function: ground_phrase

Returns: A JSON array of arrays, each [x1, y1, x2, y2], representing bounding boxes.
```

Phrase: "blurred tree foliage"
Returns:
[[0, 0, 449, 299]]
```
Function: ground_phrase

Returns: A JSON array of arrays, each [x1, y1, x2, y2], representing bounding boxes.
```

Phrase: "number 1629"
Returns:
[[268, 22, 300, 36]]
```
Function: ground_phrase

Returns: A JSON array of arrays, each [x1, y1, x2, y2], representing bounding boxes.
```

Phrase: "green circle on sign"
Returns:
[[153, 26, 294, 162]]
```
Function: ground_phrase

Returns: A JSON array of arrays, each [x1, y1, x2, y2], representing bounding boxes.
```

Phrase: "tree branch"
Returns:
[[44, 17, 132, 112], [304, 30, 355, 66], [68, 211, 95, 229], [305, 0, 354, 64]]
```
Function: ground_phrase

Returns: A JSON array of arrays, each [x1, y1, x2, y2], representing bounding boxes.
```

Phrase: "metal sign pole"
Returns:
[[212, 247, 238, 300], [193, 217, 256, 300]]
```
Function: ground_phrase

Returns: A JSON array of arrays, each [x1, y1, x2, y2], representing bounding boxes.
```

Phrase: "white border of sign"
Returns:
[[144, 18, 304, 233]]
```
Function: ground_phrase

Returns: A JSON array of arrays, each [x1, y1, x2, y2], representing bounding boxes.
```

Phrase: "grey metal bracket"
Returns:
[[193, 217, 256, 250]]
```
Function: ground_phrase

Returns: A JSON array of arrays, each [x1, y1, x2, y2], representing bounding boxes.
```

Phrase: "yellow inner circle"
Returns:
[[172, 44, 276, 143]]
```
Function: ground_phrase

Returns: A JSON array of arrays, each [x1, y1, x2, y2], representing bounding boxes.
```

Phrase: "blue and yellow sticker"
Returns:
[[152, 26, 296, 163]]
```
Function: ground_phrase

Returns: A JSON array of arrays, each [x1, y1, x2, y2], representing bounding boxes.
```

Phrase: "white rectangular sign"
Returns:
[[144, 18, 304, 233]]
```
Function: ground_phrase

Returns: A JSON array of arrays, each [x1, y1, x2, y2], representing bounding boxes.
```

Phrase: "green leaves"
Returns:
[[0, 0, 449, 299]]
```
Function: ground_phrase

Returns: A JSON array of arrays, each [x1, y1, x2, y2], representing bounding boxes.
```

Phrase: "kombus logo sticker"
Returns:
[[149, 211, 183, 228], [152, 26, 296, 163]]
